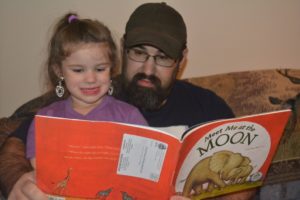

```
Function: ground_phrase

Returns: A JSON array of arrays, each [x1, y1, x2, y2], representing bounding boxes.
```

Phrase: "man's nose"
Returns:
[[142, 56, 156, 76]]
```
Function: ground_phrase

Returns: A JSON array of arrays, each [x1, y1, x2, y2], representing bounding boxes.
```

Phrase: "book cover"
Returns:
[[174, 110, 291, 199], [35, 117, 180, 200]]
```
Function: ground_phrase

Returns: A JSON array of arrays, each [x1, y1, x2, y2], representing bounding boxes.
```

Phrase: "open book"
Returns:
[[35, 109, 291, 200]]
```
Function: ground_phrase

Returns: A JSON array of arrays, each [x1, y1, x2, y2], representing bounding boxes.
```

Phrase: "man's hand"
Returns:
[[170, 195, 191, 200], [210, 189, 257, 200], [170, 188, 256, 200], [8, 171, 47, 200]]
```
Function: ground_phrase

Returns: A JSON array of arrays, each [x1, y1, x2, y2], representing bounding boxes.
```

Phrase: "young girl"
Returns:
[[26, 12, 147, 166]]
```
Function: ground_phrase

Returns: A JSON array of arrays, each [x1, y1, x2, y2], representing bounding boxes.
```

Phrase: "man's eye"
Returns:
[[156, 55, 169, 60], [133, 49, 147, 56]]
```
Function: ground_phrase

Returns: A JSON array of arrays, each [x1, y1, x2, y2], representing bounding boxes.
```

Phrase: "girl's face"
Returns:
[[60, 43, 112, 115]]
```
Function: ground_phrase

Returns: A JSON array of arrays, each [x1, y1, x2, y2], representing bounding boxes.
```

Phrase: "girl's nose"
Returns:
[[85, 71, 96, 83]]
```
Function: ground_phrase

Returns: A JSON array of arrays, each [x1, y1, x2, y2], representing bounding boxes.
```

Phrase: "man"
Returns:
[[113, 2, 234, 128], [0, 2, 255, 200]]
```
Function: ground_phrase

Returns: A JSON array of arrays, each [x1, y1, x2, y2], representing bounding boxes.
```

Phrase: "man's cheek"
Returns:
[[128, 68, 140, 80], [125, 71, 134, 82], [160, 77, 172, 90]]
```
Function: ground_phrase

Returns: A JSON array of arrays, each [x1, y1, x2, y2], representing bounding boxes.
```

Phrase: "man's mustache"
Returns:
[[132, 73, 161, 88]]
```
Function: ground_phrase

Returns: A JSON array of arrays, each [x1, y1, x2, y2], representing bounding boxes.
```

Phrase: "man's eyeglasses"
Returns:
[[126, 48, 176, 68]]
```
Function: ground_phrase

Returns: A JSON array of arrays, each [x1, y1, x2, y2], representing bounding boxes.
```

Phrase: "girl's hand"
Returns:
[[8, 171, 48, 200]]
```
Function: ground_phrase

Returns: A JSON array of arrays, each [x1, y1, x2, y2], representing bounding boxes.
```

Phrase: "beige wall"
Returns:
[[0, 0, 299, 117]]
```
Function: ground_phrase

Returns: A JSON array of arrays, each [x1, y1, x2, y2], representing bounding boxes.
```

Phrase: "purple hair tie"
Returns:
[[68, 15, 78, 23]]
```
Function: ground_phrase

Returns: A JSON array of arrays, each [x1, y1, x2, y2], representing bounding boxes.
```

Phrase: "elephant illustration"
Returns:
[[223, 157, 253, 184], [182, 150, 253, 197]]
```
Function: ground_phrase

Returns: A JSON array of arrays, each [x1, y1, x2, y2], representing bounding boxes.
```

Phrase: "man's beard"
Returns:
[[124, 73, 172, 111]]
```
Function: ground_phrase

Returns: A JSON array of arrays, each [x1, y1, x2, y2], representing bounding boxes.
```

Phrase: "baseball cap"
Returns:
[[124, 2, 187, 59]]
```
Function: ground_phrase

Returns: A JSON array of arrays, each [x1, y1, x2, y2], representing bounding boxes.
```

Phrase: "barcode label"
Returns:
[[117, 134, 168, 182]]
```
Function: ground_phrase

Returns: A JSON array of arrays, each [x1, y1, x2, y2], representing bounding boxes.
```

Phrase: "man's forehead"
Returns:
[[132, 45, 166, 54]]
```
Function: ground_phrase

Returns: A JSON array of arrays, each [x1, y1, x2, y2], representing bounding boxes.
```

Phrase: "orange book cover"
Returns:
[[35, 109, 291, 200], [35, 117, 181, 200], [173, 109, 291, 199]]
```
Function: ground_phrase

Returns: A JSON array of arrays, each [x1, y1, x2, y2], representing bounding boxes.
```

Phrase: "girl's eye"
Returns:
[[96, 65, 110, 72], [96, 68, 105, 72], [72, 68, 84, 73]]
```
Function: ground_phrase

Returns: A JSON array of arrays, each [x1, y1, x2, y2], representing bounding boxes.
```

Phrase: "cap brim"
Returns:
[[124, 28, 182, 59]]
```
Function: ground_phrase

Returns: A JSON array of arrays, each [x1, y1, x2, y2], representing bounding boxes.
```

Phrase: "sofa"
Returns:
[[0, 68, 299, 198], [186, 68, 300, 185]]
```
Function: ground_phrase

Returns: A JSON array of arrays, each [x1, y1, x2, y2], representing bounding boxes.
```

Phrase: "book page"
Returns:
[[156, 125, 188, 139]]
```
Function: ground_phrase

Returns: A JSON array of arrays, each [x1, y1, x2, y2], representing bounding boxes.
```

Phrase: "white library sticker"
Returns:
[[117, 134, 168, 182]]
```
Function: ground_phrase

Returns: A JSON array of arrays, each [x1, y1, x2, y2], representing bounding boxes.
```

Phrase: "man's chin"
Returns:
[[126, 85, 161, 110]]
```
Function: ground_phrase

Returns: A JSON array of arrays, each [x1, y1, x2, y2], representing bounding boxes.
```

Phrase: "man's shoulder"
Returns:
[[173, 80, 219, 98], [172, 80, 234, 117]]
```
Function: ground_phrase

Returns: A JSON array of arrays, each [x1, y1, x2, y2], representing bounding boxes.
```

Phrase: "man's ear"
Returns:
[[177, 48, 188, 79], [119, 37, 126, 74], [120, 37, 125, 57]]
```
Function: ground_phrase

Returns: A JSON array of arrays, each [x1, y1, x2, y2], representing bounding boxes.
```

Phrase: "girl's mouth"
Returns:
[[81, 87, 100, 95]]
